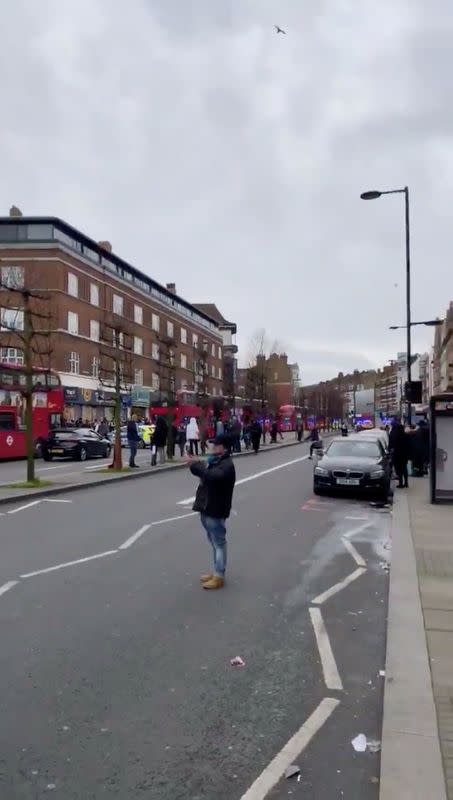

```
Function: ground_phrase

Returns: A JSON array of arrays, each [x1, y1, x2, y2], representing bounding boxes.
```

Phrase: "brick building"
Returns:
[[0, 212, 226, 422], [237, 353, 299, 411], [432, 302, 453, 394]]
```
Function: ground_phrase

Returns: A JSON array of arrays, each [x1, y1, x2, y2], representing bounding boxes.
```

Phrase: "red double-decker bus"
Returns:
[[0, 364, 64, 459]]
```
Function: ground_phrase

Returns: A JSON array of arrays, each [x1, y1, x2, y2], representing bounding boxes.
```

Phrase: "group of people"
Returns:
[[388, 418, 430, 488]]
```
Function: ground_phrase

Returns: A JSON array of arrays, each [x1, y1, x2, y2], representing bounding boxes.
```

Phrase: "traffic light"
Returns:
[[404, 380, 422, 403]]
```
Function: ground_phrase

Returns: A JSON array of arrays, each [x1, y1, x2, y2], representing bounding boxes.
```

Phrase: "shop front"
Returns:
[[131, 386, 150, 419], [63, 387, 116, 425]]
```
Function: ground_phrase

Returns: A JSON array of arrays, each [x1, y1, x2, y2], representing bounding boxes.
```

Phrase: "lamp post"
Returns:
[[389, 319, 442, 330], [361, 186, 412, 422]]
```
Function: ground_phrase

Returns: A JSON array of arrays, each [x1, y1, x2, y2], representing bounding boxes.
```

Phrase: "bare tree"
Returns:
[[0, 268, 54, 483], [156, 332, 177, 459], [99, 319, 134, 470]]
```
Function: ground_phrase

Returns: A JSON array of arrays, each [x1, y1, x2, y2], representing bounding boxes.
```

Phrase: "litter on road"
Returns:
[[285, 764, 301, 779], [351, 734, 381, 753], [230, 656, 246, 667]]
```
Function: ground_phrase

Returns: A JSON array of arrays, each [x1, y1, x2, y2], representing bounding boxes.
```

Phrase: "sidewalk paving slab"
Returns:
[[380, 479, 449, 800]]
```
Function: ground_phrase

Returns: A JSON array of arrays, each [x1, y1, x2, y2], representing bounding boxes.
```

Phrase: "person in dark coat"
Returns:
[[295, 417, 304, 442], [127, 414, 140, 468], [411, 421, 430, 476], [306, 425, 320, 458], [151, 416, 168, 466], [250, 419, 262, 454], [176, 421, 187, 458], [270, 420, 278, 444], [389, 420, 410, 488], [188, 434, 236, 590]]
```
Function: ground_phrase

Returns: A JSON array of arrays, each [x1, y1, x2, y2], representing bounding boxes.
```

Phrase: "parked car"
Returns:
[[313, 435, 391, 501], [109, 426, 130, 448], [43, 429, 112, 461], [352, 429, 389, 452]]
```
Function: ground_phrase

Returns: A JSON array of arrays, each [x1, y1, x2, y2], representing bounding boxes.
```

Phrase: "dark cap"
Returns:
[[213, 433, 229, 447]]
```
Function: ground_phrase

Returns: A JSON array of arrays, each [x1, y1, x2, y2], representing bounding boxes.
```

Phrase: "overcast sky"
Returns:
[[1, 0, 451, 384]]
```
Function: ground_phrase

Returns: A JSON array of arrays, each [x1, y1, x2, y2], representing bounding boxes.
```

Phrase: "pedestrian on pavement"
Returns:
[[277, 418, 284, 441], [176, 420, 187, 457], [186, 416, 200, 456], [188, 433, 236, 590], [306, 425, 320, 458], [295, 416, 304, 443], [215, 418, 224, 436], [231, 416, 242, 453], [98, 418, 109, 438], [389, 419, 410, 488], [151, 415, 168, 466], [127, 413, 140, 468], [250, 419, 262, 454], [270, 420, 278, 444]]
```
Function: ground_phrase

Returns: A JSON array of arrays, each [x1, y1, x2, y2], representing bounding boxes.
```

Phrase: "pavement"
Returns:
[[0, 432, 316, 505], [0, 440, 390, 799]]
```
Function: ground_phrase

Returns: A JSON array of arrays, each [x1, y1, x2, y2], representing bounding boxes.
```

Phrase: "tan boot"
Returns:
[[200, 573, 213, 584], [202, 576, 225, 590]]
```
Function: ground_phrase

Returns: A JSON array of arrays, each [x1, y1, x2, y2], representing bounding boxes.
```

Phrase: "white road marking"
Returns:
[[7, 500, 42, 515], [344, 515, 369, 521], [20, 550, 118, 578], [43, 499, 73, 504], [309, 607, 343, 691], [239, 697, 340, 800], [119, 524, 151, 550], [342, 521, 373, 540], [151, 512, 197, 526], [0, 580, 18, 597], [177, 455, 309, 505], [311, 567, 367, 605], [341, 538, 366, 567]]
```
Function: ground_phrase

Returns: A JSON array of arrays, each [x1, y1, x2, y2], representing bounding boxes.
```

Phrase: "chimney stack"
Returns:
[[9, 205, 22, 218], [166, 282, 176, 295], [98, 240, 112, 253]]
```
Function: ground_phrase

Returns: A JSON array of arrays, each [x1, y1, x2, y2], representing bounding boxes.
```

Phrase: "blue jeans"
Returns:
[[200, 514, 227, 577], [128, 440, 137, 466]]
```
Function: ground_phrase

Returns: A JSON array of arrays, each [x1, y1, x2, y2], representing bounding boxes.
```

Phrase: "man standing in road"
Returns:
[[127, 413, 140, 468], [187, 434, 236, 590]]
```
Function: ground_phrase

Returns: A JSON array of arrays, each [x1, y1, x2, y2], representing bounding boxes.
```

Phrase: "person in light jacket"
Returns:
[[186, 416, 200, 456]]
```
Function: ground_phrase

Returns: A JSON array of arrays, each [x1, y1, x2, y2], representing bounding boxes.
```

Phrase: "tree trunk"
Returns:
[[110, 359, 123, 469]]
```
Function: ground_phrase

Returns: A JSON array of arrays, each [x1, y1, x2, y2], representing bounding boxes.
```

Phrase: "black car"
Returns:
[[42, 428, 112, 462], [313, 436, 391, 500]]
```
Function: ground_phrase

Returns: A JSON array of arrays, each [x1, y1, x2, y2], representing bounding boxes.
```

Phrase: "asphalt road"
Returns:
[[0, 442, 390, 799]]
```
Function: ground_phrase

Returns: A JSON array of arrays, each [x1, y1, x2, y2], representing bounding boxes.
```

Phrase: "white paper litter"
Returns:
[[352, 733, 367, 752]]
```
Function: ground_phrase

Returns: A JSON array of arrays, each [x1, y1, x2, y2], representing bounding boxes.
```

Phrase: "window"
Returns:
[[274, 372, 278, 381], [113, 330, 124, 349], [167, 320, 174, 338], [218, 346, 222, 360], [1, 308, 24, 331], [91, 356, 100, 378], [134, 336, 143, 355], [134, 368, 144, 386], [1, 347, 24, 365], [1, 265, 24, 289], [152, 342, 160, 361], [181, 353, 187, 369], [211, 364, 215, 377], [68, 272, 78, 298], [67, 311, 79, 335], [152, 313, 160, 332], [90, 320, 100, 341], [134, 304, 143, 325], [211, 343, 215, 357], [90, 283, 99, 306], [113, 294, 123, 315], [218, 367, 222, 380], [192, 333, 198, 348], [152, 372, 160, 390], [181, 327, 187, 344], [69, 352, 80, 374]]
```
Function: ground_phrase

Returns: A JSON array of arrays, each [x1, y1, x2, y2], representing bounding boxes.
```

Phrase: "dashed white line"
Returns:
[[341, 538, 366, 568], [7, 500, 42, 515], [119, 524, 151, 550], [311, 567, 367, 606], [0, 580, 18, 597], [43, 499, 73, 504], [309, 607, 344, 691], [344, 515, 369, 521], [239, 697, 340, 799], [177, 455, 309, 505], [151, 512, 197, 526], [20, 550, 118, 578]]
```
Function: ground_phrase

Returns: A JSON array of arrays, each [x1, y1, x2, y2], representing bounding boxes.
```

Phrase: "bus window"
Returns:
[[0, 411, 15, 431]]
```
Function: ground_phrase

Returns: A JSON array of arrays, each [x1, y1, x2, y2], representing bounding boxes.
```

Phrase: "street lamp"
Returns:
[[361, 186, 412, 422], [389, 319, 443, 330]]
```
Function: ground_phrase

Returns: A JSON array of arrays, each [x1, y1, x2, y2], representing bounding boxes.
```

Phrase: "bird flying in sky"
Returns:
[[275, 25, 286, 34]]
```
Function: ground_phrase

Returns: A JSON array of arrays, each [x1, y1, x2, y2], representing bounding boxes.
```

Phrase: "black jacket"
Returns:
[[152, 417, 168, 447], [127, 420, 140, 442], [190, 454, 236, 519]]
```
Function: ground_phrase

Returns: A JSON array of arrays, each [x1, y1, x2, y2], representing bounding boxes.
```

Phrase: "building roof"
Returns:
[[0, 215, 222, 330], [192, 303, 237, 333]]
